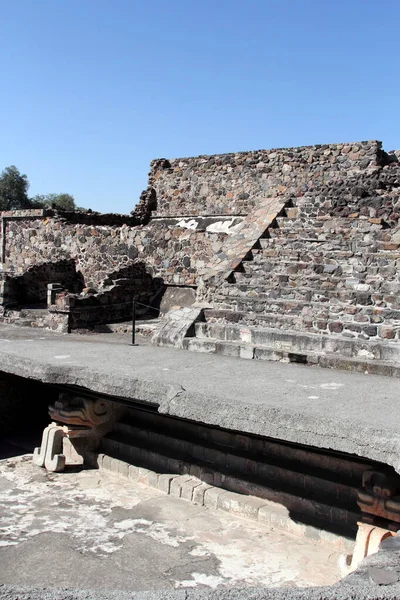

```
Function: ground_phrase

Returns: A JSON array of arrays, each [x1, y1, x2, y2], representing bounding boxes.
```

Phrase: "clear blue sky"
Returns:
[[0, 1, 398, 213]]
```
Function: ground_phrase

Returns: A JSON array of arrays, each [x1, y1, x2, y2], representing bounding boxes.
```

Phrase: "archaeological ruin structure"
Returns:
[[1, 140, 400, 373], [1, 140, 400, 595]]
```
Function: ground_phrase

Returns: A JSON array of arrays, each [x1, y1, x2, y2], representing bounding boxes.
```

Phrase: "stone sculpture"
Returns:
[[33, 392, 118, 472]]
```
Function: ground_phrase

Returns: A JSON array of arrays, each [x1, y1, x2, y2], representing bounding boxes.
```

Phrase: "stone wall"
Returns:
[[51, 261, 159, 330], [297, 163, 400, 225], [149, 141, 381, 217], [1, 215, 227, 289]]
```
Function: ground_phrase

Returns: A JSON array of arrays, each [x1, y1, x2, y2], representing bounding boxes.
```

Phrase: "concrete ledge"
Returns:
[[1, 324, 400, 474]]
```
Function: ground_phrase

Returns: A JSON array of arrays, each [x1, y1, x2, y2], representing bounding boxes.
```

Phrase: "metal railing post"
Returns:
[[131, 299, 136, 346]]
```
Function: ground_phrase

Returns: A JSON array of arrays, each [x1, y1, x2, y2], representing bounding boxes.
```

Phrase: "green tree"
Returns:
[[0, 165, 31, 210], [31, 192, 77, 210]]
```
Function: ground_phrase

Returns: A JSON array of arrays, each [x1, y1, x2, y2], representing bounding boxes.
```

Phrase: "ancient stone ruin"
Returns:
[[1, 140, 400, 375], [2, 140, 400, 595]]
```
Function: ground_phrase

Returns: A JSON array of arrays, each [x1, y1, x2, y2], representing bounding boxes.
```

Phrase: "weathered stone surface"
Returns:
[[2, 324, 400, 475], [149, 141, 381, 217]]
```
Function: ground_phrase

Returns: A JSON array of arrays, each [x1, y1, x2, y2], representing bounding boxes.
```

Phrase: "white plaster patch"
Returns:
[[176, 219, 198, 230], [206, 219, 240, 234], [175, 573, 225, 589], [114, 518, 194, 548], [357, 349, 375, 359], [308, 396, 319, 400], [189, 547, 210, 557], [320, 382, 344, 390], [53, 355, 71, 360]]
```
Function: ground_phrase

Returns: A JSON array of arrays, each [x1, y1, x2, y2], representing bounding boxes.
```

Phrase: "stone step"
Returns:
[[259, 239, 357, 253], [101, 417, 361, 535], [234, 269, 396, 286], [213, 295, 383, 315], [183, 336, 400, 378], [240, 258, 400, 281], [265, 227, 353, 241], [272, 215, 388, 231], [217, 286, 400, 310], [266, 222, 387, 239], [194, 322, 400, 362], [248, 250, 359, 265], [101, 433, 359, 538], [93, 318, 161, 337], [246, 250, 400, 266], [225, 275, 384, 291], [203, 308, 400, 340]]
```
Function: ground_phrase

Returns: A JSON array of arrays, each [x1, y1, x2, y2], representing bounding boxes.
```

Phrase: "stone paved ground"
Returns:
[[0, 454, 342, 592]]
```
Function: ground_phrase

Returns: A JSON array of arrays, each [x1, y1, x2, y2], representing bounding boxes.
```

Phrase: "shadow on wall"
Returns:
[[6, 259, 84, 307], [101, 261, 165, 314], [62, 260, 166, 330], [0, 373, 58, 459]]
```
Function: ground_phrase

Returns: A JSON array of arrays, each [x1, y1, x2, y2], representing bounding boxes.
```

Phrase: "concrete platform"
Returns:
[[0, 324, 399, 472]]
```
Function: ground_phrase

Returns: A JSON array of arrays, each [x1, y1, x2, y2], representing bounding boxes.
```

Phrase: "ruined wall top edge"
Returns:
[[150, 140, 382, 167], [149, 141, 384, 217]]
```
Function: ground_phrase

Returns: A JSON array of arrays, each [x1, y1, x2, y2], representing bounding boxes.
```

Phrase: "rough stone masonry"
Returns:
[[1, 140, 400, 597]]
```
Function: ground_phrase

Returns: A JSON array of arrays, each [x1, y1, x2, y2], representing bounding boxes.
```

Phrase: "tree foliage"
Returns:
[[0, 165, 31, 210], [31, 193, 77, 210], [0, 165, 84, 212]]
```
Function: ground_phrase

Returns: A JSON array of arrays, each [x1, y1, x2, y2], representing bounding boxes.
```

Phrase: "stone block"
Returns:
[[180, 478, 202, 502], [128, 445, 142, 462], [203, 486, 220, 509], [217, 491, 268, 521], [379, 326, 396, 339], [170, 475, 193, 497], [117, 459, 130, 478], [193, 482, 213, 505], [146, 470, 159, 488], [109, 457, 123, 475], [137, 467, 152, 485], [240, 345, 254, 359], [328, 321, 343, 334], [158, 474, 177, 494], [199, 467, 215, 485], [128, 464, 139, 481], [192, 443, 205, 461], [226, 453, 247, 473], [210, 428, 233, 448], [102, 454, 112, 471], [167, 457, 182, 473], [189, 464, 202, 479], [96, 453, 105, 468], [259, 502, 290, 531], [204, 446, 226, 468]]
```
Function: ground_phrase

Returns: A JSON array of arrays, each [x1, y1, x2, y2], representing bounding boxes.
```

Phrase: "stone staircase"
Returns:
[[100, 403, 376, 540], [183, 201, 400, 376]]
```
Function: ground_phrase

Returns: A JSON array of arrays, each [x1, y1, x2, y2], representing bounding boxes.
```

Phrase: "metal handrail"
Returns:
[[130, 300, 157, 346]]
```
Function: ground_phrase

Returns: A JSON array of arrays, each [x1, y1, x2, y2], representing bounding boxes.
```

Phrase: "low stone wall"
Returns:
[[51, 261, 159, 330]]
